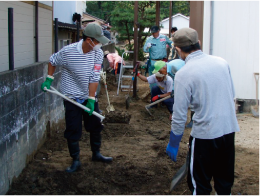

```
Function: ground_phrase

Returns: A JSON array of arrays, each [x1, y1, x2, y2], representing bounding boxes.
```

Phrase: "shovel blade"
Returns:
[[106, 105, 115, 113], [125, 96, 131, 109], [170, 163, 188, 192], [145, 106, 152, 116], [170, 153, 189, 192]]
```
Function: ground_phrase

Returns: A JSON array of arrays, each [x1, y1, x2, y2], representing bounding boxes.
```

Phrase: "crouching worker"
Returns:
[[137, 61, 174, 120], [41, 23, 113, 173]]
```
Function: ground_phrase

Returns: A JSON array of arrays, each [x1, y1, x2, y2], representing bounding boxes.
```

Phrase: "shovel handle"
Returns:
[[145, 95, 171, 108], [44, 86, 105, 121]]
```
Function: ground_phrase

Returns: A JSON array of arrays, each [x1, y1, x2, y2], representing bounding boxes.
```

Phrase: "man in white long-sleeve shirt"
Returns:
[[166, 28, 240, 195]]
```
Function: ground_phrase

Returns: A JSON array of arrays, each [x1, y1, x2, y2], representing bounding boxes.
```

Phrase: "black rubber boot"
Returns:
[[66, 160, 81, 173], [90, 131, 112, 163], [92, 152, 113, 163], [66, 140, 81, 173]]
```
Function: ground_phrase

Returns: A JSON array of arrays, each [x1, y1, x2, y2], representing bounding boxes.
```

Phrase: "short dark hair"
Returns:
[[179, 42, 201, 53], [83, 34, 96, 42], [171, 27, 178, 32]]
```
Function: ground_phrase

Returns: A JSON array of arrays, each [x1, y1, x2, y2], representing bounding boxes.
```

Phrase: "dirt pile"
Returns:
[[7, 69, 259, 195]]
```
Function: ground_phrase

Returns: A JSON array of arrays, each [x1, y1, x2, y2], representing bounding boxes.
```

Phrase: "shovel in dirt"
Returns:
[[251, 72, 259, 117], [100, 70, 115, 113], [145, 95, 171, 115], [125, 64, 138, 109], [44, 86, 105, 121], [170, 150, 189, 192]]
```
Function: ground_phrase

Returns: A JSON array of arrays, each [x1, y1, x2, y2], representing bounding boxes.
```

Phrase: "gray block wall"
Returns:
[[0, 62, 64, 194]]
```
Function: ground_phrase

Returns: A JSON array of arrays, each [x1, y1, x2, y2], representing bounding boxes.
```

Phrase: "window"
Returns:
[[59, 39, 71, 50]]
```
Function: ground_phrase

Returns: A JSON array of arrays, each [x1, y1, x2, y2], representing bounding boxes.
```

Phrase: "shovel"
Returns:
[[44, 86, 105, 122], [251, 73, 260, 117], [125, 64, 138, 109], [100, 70, 115, 113], [145, 95, 171, 115], [170, 151, 189, 192]]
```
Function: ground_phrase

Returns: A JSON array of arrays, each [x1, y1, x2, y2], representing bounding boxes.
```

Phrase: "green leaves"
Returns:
[[86, 1, 189, 60]]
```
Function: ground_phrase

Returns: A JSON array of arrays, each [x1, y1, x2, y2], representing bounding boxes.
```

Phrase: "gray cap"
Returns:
[[173, 28, 198, 47], [83, 23, 110, 44]]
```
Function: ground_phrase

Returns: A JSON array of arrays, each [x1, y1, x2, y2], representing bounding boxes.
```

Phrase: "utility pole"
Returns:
[[156, 1, 160, 26], [133, 1, 138, 97], [169, 1, 172, 37]]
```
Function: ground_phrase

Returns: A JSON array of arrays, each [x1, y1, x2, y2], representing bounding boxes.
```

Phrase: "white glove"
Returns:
[[147, 43, 152, 48]]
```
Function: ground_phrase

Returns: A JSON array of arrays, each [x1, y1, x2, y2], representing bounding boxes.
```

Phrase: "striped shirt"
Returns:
[[49, 39, 103, 100]]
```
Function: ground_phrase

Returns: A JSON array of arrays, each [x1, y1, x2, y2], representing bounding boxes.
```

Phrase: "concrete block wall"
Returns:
[[0, 62, 64, 194]]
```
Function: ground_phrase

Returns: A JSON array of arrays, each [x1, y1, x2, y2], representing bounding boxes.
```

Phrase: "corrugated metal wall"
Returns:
[[203, 1, 259, 100]]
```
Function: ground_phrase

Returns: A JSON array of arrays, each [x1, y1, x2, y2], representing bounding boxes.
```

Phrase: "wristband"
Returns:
[[88, 96, 95, 100], [47, 75, 54, 80], [158, 95, 160, 98]]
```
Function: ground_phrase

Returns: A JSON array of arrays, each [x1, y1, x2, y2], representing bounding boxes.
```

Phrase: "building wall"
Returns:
[[202, 1, 211, 54], [0, 62, 64, 195], [0, 1, 53, 73], [38, 6, 53, 62], [53, 1, 86, 24], [202, 1, 259, 100], [76, 1, 86, 16], [161, 15, 189, 30], [57, 30, 72, 51]]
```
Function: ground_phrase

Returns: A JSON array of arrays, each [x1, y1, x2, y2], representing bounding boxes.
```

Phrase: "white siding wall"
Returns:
[[76, 1, 86, 16], [53, 1, 76, 24], [38, 7, 52, 61], [203, 1, 259, 100], [0, 2, 53, 72], [0, 2, 35, 72], [0, 3, 9, 72]]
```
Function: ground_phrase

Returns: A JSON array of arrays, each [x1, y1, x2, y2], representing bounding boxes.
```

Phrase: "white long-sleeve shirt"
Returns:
[[171, 50, 240, 139]]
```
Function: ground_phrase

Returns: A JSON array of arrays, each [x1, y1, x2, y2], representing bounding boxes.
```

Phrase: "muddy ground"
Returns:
[[7, 67, 259, 195]]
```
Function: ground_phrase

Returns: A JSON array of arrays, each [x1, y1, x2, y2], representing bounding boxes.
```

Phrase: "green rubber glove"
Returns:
[[85, 97, 95, 115], [41, 75, 54, 92]]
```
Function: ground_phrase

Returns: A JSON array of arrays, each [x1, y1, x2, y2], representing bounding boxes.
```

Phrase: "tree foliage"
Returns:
[[160, 1, 190, 20], [86, 1, 190, 60]]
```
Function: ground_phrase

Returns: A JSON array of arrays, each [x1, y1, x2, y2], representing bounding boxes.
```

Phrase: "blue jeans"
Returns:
[[151, 86, 174, 113]]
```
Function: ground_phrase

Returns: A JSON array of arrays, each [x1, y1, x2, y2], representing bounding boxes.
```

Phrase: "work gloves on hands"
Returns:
[[85, 97, 95, 115], [151, 95, 160, 102], [147, 43, 152, 49], [166, 131, 183, 162], [133, 69, 140, 77], [41, 75, 54, 92]]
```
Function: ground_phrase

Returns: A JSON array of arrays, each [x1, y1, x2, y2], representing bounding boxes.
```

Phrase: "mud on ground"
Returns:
[[7, 69, 259, 195]]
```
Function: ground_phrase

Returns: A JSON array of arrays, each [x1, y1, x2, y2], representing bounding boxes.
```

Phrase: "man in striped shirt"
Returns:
[[41, 23, 113, 173]]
